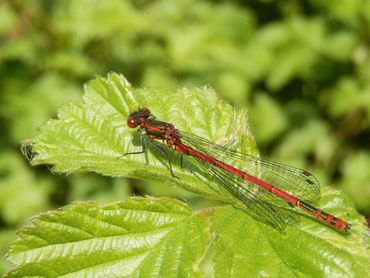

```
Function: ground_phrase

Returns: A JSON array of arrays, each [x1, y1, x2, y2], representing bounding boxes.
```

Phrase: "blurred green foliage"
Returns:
[[0, 0, 369, 274]]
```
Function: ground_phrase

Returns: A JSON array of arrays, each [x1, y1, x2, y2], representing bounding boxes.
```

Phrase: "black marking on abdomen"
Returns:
[[330, 217, 337, 225]]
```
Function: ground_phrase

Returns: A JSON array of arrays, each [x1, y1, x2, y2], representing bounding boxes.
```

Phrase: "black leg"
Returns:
[[151, 140, 177, 178], [117, 134, 146, 158]]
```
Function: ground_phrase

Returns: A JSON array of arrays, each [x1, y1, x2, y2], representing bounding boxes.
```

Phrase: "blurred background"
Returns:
[[1, 0, 369, 273]]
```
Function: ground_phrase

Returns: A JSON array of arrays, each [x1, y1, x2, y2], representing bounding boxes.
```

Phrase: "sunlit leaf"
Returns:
[[15, 73, 370, 277], [26, 73, 257, 204], [212, 196, 369, 278], [5, 197, 209, 277]]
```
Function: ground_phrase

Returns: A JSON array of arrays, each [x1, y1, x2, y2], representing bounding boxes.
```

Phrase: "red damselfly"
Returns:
[[124, 108, 351, 232]]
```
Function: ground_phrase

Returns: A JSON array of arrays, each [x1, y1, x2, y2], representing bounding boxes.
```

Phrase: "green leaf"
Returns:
[[26, 72, 258, 204], [5, 197, 209, 277], [212, 189, 369, 278], [17, 73, 369, 276], [0, 229, 15, 274]]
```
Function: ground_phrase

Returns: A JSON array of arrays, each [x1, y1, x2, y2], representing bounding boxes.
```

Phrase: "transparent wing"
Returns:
[[180, 131, 320, 203], [194, 156, 299, 232]]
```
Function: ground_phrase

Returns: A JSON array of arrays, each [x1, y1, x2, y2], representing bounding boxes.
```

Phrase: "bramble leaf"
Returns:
[[24, 72, 257, 203], [14, 73, 369, 277], [5, 197, 209, 277], [211, 190, 369, 278]]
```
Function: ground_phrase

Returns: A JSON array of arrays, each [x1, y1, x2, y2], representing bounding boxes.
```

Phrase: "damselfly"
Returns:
[[124, 108, 351, 232]]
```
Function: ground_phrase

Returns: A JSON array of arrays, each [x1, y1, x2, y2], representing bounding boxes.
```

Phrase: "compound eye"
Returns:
[[127, 116, 138, 128]]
